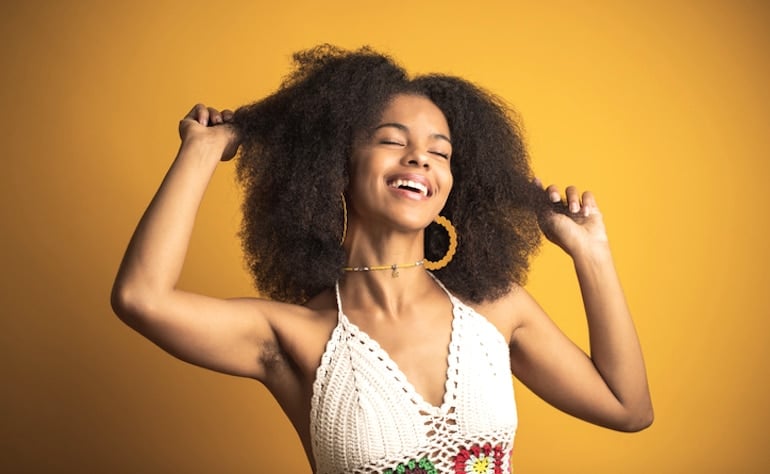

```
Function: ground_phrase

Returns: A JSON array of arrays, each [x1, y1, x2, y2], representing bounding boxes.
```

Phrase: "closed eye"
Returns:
[[381, 140, 405, 146], [430, 151, 450, 159]]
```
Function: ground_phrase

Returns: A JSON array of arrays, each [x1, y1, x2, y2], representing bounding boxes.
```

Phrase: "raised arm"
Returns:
[[507, 184, 653, 432], [111, 105, 289, 381]]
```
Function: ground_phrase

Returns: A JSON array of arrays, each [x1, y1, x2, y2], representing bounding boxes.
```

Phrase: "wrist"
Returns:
[[569, 239, 613, 265], [178, 135, 228, 166]]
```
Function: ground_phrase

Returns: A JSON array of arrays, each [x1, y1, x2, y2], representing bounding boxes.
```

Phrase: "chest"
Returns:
[[346, 300, 454, 407], [310, 301, 518, 474]]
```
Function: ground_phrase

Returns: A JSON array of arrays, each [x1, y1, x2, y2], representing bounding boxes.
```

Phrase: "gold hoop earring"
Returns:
[[424, 215, 457, 271], [340, 193, 348, 246]]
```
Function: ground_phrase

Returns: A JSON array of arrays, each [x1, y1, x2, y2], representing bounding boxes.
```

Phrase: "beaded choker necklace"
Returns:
[[343, 259, 426, 278]]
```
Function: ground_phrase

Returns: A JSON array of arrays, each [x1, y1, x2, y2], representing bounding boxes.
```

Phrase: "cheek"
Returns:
[[347, 160, 369, 194], [346, 163, 378, 212], [442, 167, 454, 193]]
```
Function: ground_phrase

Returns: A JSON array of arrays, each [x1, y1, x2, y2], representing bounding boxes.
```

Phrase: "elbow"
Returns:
[[110, 282, 137, 324], [619, 405, 654, 432], [110, 281, 155, 327]]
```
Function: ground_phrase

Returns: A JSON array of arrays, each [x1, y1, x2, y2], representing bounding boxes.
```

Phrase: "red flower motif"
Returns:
[[453, 443, 505, 474]]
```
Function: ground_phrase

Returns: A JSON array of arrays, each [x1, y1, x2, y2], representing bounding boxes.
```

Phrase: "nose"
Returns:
[[403, 146, 429, 169]]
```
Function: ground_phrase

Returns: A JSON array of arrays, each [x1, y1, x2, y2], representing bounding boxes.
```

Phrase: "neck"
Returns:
[[340, 224, 433, 317], [339, 267, 435, 319], [342, 222, 426, 273]]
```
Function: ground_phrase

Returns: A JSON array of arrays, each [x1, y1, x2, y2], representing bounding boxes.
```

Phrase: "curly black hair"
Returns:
[[232, 44, 551, 304]]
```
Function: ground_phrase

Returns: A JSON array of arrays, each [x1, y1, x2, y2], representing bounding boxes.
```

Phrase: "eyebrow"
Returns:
[[373, 122, 452, 145]]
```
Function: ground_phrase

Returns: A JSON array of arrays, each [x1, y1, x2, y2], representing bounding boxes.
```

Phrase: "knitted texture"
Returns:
[[310, 276, 517, 473]]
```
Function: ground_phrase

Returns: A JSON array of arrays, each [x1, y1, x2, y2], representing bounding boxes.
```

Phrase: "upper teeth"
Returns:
[[390, 179, 429, 196]]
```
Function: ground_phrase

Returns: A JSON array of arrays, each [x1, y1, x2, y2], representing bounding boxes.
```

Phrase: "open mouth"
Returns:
[[388, 178, 430, 197]]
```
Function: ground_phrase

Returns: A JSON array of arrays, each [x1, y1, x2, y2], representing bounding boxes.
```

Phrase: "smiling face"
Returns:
[[347, 94, 453, 232]]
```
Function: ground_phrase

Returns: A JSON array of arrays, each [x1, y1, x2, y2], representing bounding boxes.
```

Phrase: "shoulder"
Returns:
[[467, 284, 540, 344]]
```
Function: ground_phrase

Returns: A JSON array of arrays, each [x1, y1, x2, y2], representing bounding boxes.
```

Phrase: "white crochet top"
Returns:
[[310, 276, 517, 474]]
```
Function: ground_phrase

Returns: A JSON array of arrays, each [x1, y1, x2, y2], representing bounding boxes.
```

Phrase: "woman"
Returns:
[[112, 45, 652, 473]]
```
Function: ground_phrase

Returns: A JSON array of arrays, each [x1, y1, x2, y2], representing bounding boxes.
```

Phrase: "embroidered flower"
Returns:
[[454, 443, 505, 474], [383, 456, 437, 474]]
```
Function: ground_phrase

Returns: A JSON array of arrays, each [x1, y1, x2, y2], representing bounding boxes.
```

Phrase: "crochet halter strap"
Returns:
[[310, 274, 517, 474]]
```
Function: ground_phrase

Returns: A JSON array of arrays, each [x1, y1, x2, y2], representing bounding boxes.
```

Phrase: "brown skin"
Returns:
[[112, 99, 652, 472]]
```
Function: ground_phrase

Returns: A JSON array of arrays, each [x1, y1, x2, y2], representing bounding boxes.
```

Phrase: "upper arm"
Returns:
[[112, 287, 298, 381], [505, 288, 630, 429]]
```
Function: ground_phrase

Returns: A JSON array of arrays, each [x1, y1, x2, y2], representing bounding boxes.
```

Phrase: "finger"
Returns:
[[221, 109, 235, 122], [207, 106, 224, 125], [183, 103, 201, 118], [565, 185, 580, 213], [581, 190, 600, 216], [185, 103, 209, 126], [545, 184, 562, 203]]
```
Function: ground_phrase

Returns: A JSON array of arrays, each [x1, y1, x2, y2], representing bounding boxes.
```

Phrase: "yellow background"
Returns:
[[1, 0, 768, 472]]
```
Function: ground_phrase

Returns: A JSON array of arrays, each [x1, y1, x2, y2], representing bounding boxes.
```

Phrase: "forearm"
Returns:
[[112, 138, 223, 315], [573, 243, 653, 428]]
